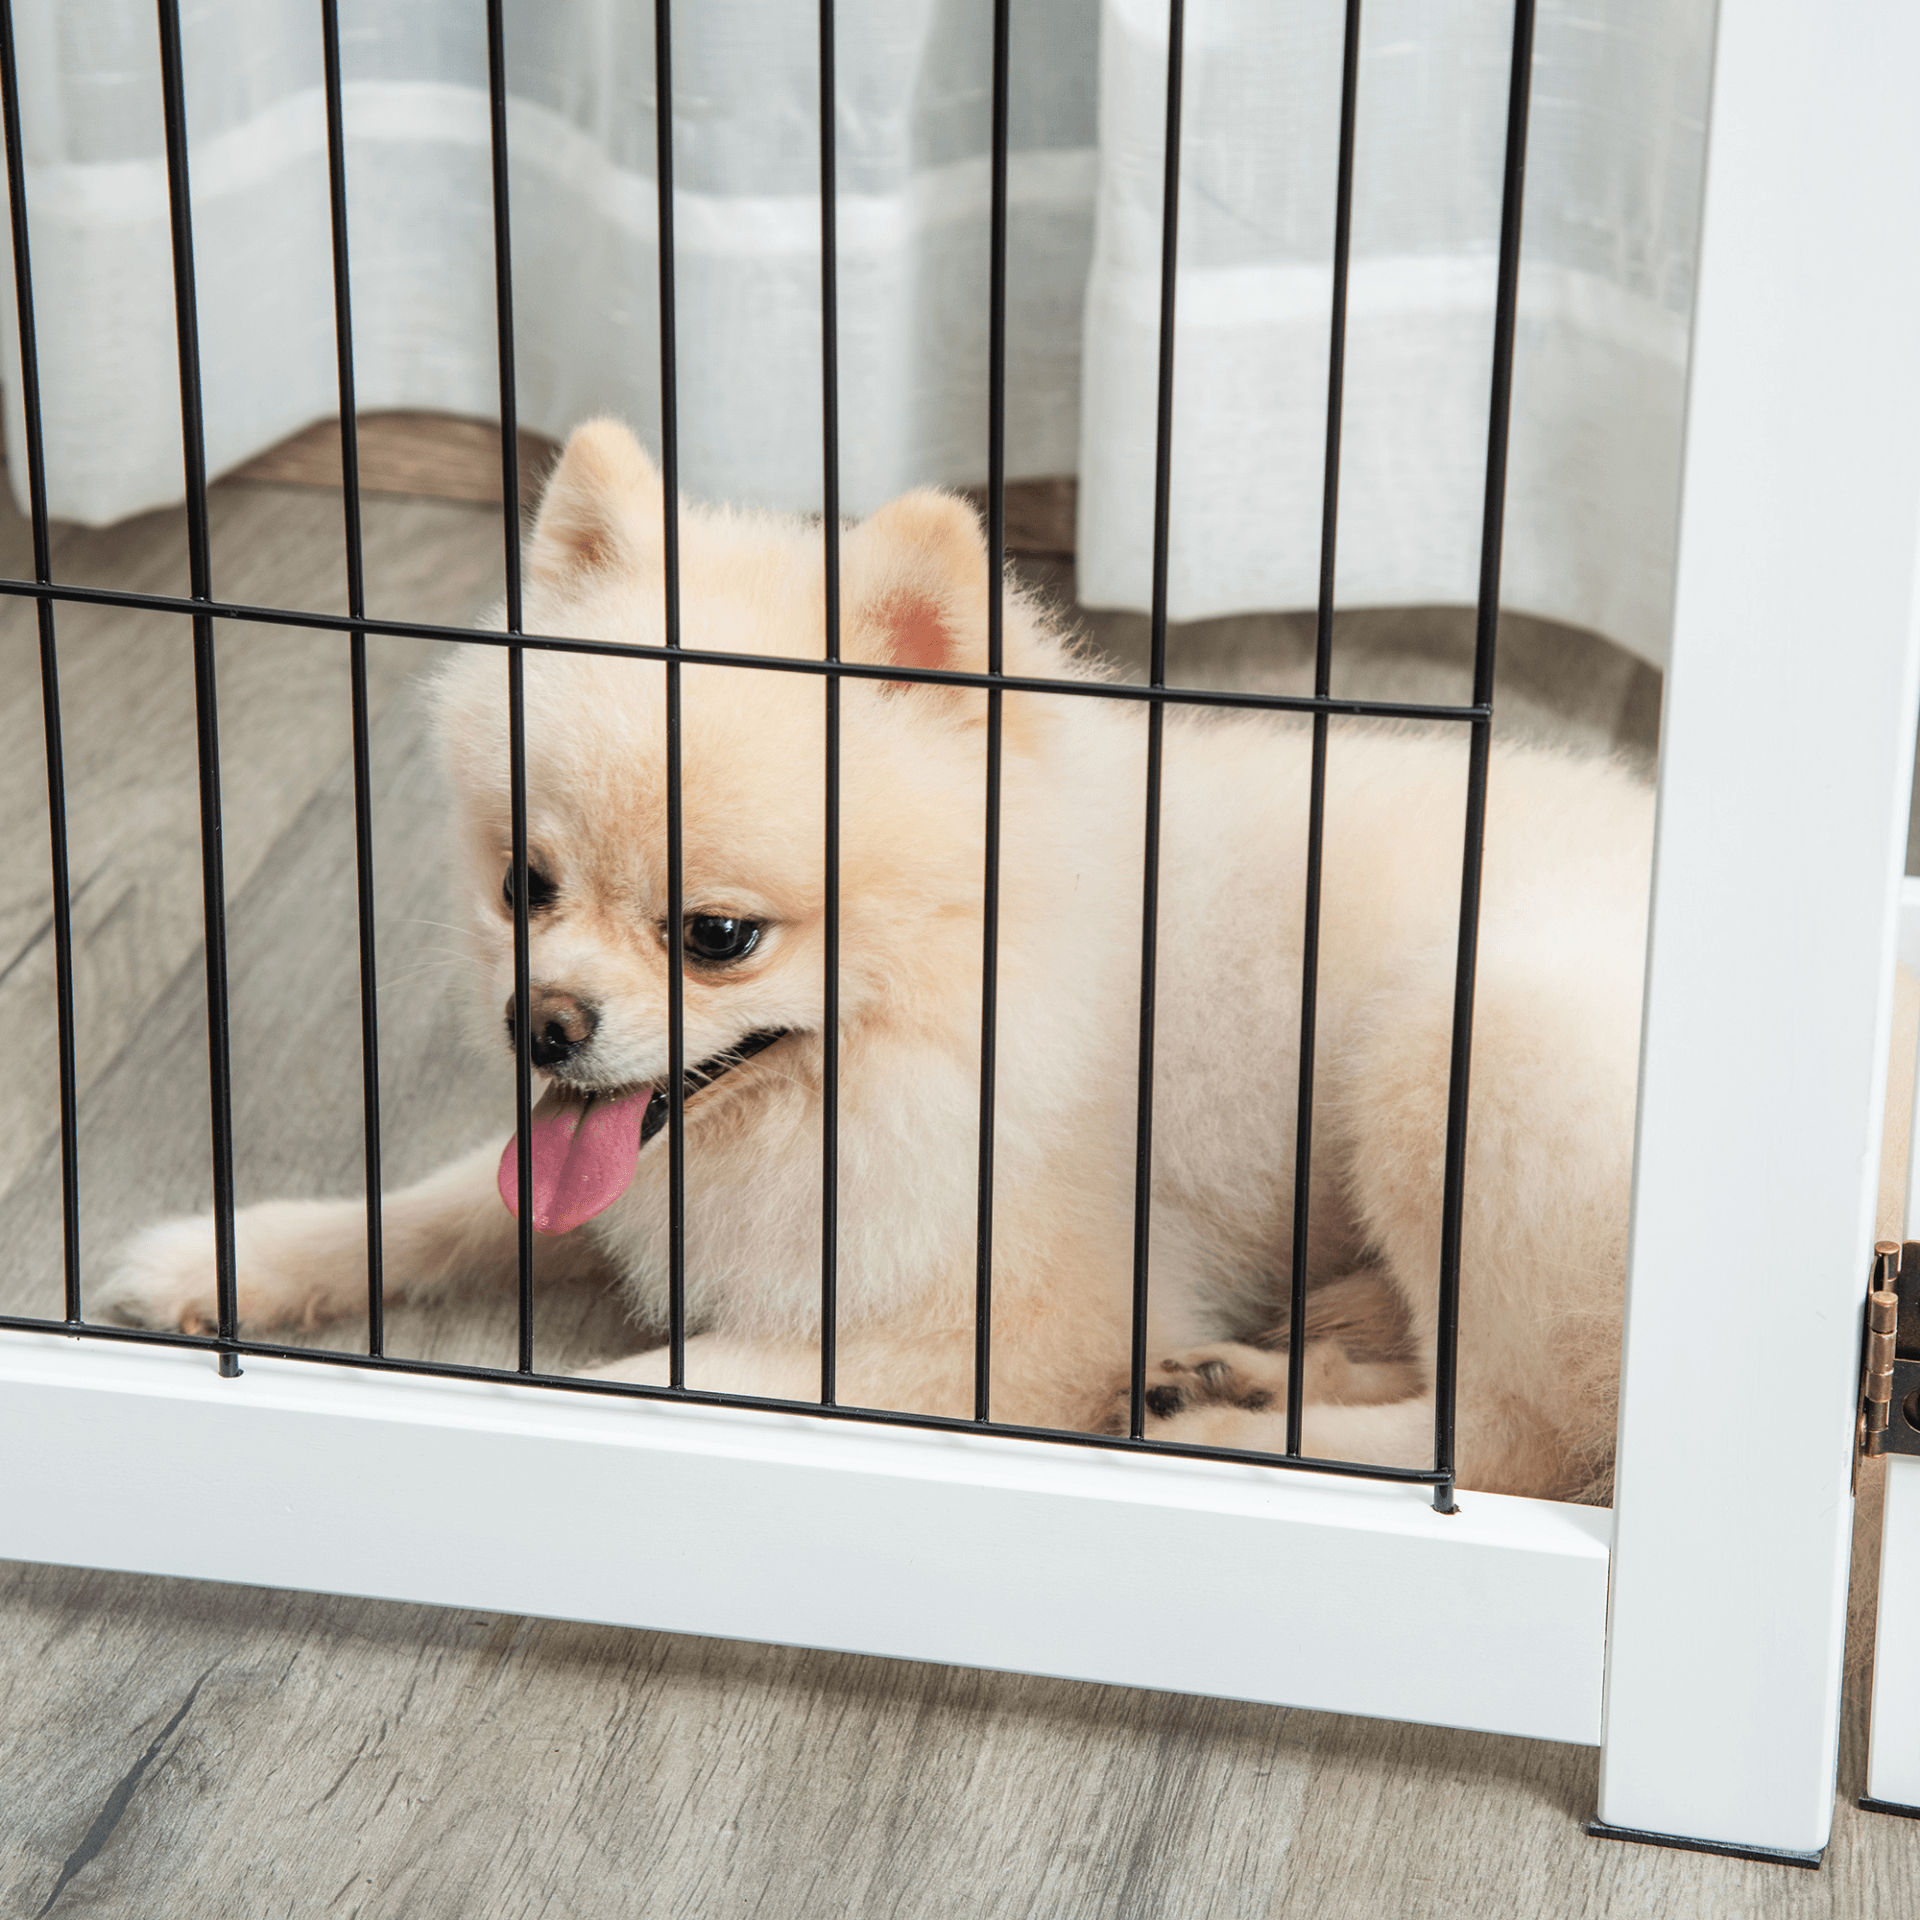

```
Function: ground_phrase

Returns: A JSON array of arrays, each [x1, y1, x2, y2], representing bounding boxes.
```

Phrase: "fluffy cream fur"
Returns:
[[99, 418, 1914, 1502]]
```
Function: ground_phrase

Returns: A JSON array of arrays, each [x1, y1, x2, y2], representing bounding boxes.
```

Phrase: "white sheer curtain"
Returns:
[[1080, 0, 1711, 665], [0, 0, 1707, 666]]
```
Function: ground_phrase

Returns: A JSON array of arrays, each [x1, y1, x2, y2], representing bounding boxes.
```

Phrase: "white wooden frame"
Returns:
[[1595, 0, 1920, 1862], [6, 0, 1920, 1864]]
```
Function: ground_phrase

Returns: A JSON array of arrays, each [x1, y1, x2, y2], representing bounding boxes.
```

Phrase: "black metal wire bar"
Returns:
[[817, 0, 841, 1407], [655, 0, 688, 1388], [0, 570, 1497, 720], [0, 0, 1524, 1506], [484, 12, 524, 639], [1432, 0, 1536, 1515], [484, 0, 534, 1374], [1286, 0, 1363, 1457], [320, 2, 363, 627], [320, 0, 385, 1356], [155, 0, 239, 1377], [0, 1312, 1453, 1487], [974, 0, 1012, 1425], [1128, 0, 1185, 1442], [0, 0, 80, 1324], [506, 662, 535, 1373]]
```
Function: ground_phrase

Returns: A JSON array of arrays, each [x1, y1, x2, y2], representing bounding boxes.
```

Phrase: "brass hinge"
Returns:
[[1863, 1241, 1902, 1462], [1861, 1240, 1920, 1472]]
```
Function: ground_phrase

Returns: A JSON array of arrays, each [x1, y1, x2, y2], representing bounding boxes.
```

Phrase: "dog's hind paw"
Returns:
[[1099, 1342, 1292, 1436], [1150, 1344, 1291, 1418]]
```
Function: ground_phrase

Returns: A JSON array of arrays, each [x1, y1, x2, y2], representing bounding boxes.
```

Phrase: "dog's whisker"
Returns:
[[376, 965, 472, 993]]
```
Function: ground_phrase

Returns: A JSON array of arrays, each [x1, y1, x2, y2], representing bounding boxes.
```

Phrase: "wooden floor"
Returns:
[[0, 466, 1911, 1916]]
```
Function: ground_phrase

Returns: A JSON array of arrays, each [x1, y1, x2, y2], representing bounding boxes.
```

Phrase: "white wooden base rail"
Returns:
[[0, 1327, 1607, 1746]]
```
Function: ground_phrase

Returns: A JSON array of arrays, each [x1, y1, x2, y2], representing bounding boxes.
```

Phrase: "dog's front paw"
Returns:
[[98, 1200, 369, 1335], [95, 1215, 227, 1333]]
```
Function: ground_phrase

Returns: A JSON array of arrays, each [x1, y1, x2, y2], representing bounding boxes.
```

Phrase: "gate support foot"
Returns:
[[1858, 1797, 1920, 1821], [1585, 1818, 1822, 1870]]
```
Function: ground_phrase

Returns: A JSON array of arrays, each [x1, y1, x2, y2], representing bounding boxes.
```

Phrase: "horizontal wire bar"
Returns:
[[0, 1314, 1451, 1488], [0, 572, 1488, 722]]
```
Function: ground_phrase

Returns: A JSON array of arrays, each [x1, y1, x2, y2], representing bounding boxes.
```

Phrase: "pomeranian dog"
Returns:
[[103, 417, 1690, 1501]]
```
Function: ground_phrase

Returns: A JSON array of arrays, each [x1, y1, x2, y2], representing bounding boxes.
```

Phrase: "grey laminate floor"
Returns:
[[1, 472, 1909, 1918]]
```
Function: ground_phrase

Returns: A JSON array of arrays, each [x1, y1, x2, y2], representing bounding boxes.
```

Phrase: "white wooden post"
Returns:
[[1861, 884, 1920, 1813], [1867, 1457, 1920, 1815], [1597, 0, 1920, 1861]]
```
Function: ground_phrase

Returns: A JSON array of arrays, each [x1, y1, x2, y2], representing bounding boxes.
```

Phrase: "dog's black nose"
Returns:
[[505, 988, 598, 1071]]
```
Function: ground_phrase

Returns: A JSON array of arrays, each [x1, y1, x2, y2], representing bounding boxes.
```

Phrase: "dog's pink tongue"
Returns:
[[498, 1085, 653, 1235]]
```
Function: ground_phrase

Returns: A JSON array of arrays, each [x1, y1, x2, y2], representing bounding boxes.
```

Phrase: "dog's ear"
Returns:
[[842, 489, 993, 687], [526, 418, 662, 588]]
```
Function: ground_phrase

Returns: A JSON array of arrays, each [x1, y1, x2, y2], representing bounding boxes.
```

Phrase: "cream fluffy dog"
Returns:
[[104, 419, 1681, 1499]]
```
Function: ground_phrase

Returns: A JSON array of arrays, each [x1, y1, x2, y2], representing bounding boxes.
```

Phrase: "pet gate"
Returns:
[[1, 0, 1917, 1869]]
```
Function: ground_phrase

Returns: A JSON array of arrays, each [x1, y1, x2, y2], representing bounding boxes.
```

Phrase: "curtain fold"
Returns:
[[0, 0, 1708, 665]]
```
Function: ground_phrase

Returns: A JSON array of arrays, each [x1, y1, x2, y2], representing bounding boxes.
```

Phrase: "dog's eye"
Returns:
[[502, 864, 558, 914], [682, 915, 761, 965]]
